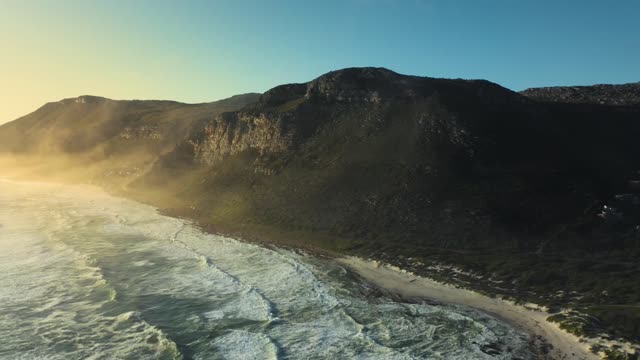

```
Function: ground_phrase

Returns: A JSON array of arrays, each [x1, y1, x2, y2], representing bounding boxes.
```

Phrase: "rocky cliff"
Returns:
[[191, 112, 298, 166]]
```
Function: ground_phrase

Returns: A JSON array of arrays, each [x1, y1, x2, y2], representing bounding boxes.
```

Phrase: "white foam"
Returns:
[[210, 330, 279, 360], [0, 180, 538, 359]]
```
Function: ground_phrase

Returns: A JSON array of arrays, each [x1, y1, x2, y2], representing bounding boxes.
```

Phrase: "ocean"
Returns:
[[0, 180, 533, 359]]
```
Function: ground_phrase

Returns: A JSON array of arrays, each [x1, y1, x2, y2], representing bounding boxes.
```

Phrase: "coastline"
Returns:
[[1, 176, 636, 359], [337, 256, 600, 360]]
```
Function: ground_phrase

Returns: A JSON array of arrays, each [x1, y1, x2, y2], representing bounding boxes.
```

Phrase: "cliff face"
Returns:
[[191, 112, 298, 166]]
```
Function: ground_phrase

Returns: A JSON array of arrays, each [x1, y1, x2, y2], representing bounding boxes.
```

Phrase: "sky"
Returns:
[[1, 0, 639, 124]]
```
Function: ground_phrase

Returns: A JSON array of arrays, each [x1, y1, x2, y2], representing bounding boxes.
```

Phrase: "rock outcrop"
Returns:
[[119, 126, 163, 140], [191, 112, 298, 166]]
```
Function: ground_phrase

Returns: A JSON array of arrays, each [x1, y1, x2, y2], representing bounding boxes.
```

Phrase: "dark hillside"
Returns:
[[521, 82, 640, 106]]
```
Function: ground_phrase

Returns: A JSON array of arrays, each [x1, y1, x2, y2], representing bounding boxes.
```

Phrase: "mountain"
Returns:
[[147, 68, 640, 255], [0, 93, 260, 155], [0, 93, 260, 186], [1, 68, 639, 355]]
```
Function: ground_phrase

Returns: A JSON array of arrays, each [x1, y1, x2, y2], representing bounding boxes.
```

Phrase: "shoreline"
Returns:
[[1, 176, 635, 359], [336, 256, 600, 360]]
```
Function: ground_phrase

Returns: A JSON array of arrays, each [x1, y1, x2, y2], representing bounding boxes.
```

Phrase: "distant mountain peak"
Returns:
[[305, 67, 413, 101], [313, 67, 401, 81], [257, 67, 522, 110]]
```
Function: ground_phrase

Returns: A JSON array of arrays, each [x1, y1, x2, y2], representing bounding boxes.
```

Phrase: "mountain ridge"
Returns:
[[520, 82, 640, 106], [0, 93, 261, 154]]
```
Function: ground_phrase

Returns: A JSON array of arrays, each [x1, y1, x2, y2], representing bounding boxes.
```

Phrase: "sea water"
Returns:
[[0, 180, 533, 359]]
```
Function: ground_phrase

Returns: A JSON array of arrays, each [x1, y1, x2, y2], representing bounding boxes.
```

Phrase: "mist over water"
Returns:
[[0, 180, 534, 360]]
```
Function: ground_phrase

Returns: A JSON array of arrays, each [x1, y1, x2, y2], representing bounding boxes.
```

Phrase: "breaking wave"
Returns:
[[0, 180, 534, 359]]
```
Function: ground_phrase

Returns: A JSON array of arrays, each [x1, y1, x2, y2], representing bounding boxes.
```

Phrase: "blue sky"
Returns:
[[1, 0, 639, 122]]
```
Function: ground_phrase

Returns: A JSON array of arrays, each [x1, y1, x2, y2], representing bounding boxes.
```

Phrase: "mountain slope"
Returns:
[[0, 93, 260, 187], [521, 82, 640, 106], [148, 68, 640, 254], [0, 93, 260, 156]]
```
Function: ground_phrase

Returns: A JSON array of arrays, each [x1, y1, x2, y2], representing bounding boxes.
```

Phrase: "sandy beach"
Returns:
[[337, 256, 600, 360]]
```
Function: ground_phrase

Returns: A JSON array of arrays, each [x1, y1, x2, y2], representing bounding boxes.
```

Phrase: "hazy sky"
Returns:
[[1, 0, 639, 124]]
